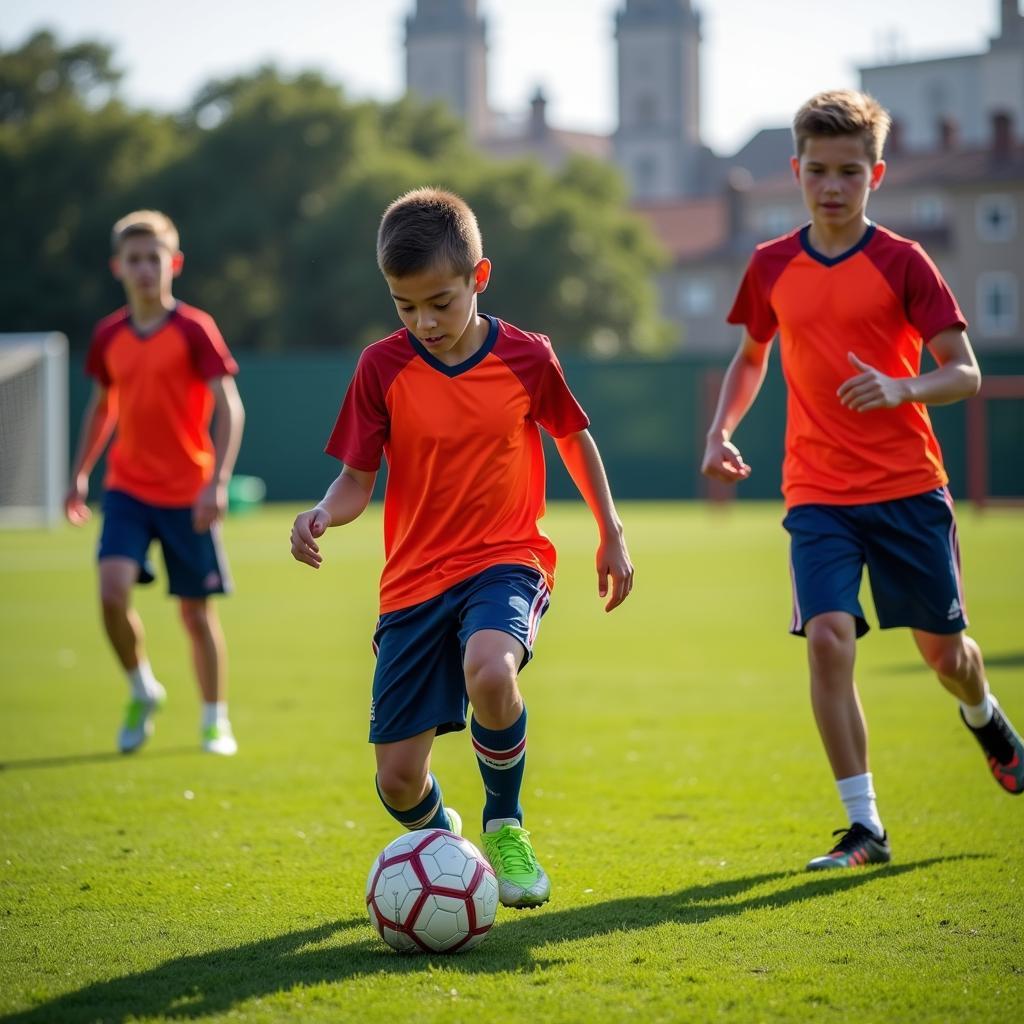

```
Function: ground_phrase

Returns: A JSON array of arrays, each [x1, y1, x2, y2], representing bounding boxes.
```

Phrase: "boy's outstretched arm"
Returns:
[[838, 329, 981, 412], [64, 383, 118, 526], [552, 429, 633, 611], [701, 330, 772, 484], [290, 466, 377, 569]]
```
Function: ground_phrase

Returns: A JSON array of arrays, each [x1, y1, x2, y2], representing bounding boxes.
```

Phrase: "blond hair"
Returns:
[[111, 210, 180, 254], [793, 90, 892, 164]]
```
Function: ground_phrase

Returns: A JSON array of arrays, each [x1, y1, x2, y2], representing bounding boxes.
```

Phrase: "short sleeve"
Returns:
[[726, 255, 778, 344], [531, 350, 590, 438], [84, 325, 113, 387], [904, 244, 967, 344], [181, 311, 239, 379], [324, 351, 390, 471]]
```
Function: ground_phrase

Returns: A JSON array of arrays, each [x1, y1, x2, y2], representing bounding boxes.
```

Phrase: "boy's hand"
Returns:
[[193, 481, 227, 533], [838, 353, 910, 412], [290, 506, 331, 568], [597, 533, 634, 612], [64, 475, 90, 526], [701, 437, 751, 483]]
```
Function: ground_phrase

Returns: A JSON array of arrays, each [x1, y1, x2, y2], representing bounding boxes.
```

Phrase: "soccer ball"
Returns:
[[366, 829, 499, 953]]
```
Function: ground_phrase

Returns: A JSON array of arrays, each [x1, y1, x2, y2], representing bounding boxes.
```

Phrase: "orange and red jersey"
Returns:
[[728, 223, 966, 507], [326, 316, 589, 613], [85, 303, 238, 507]]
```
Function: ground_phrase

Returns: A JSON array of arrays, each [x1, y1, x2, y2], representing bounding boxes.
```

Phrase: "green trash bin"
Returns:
[[227, 475, 266, 515]]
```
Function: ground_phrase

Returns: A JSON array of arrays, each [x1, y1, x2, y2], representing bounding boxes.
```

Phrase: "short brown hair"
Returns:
[[377, 187, 482, 278], [792, 90, 892, 164], [111, 210, 180, 254]]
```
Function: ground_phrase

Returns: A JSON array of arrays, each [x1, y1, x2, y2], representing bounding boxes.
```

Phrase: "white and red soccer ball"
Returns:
[[366, 829, 499, 953]]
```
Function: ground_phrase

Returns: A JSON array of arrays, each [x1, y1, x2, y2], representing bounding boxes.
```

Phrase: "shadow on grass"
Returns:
[[1, 854, 987, 1023], [885, 649, 1024, 673], [0, 747, 200, 772]]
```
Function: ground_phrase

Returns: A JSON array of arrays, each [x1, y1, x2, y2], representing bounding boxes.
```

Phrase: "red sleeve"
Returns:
[[727, 253, 779, 344], [904, 244, 967, 344], [84, 310, 127, 387], [177, 307, 238, 379], [531, 349, 590, 438], [324, 350, 391, 471]]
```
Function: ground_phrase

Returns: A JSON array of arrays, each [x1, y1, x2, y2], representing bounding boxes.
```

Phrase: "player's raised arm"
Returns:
[[701, 330, 773, 484], [552, 429, 633, 611], [290, 465, 377, 568], [65, 382, 118, 526]]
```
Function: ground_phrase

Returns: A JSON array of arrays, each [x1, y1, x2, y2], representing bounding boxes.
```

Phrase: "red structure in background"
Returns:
[[966, 376, 1024, 508]]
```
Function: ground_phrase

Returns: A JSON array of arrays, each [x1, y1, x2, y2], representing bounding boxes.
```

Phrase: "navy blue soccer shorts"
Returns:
[[782, 486, 967, 638], [98, 489, 232, 598], [368, 563, 551, 744]]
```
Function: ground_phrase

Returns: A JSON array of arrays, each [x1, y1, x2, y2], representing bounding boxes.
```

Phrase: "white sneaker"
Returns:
[[118, 683, 166, 753], [202, 721, 238, 756]]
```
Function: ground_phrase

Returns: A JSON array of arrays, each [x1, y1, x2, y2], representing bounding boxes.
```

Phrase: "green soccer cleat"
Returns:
[[806, 822, 891, 871], [444, 807, 462, 836], [960, 699, 1024, 795], [480, 823, 550, 909], [201, 721, 238, 756], [118, 684, 166, 754]]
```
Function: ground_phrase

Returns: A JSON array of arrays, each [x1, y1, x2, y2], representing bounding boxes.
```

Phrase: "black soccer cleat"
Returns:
[[806, 822, 891, 871], [961, 701, 1024, 795]]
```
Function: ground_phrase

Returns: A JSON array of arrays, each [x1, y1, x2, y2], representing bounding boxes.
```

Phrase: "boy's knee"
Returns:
[[806, 614, 854, 666], [375, 765, 426, 810], [464, 656, 517, 709], [921, 637, 970, 680], [178, 600, 211, 636], [99, 581, 131, 613]]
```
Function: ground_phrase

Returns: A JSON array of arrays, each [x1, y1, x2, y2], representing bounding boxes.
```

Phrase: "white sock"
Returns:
[[202, 701, 229, 730], [127, 661, 159, 700], [836, 772, 884, 838], [960, 691, 995, 728], [484, 817, 520, 834]]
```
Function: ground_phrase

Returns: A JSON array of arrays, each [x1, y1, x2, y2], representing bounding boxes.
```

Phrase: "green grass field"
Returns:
[[1, 503, 1022, 1023]]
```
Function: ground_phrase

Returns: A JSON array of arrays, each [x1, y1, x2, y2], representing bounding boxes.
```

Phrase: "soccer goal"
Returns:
[[0, 333, 68, 527]]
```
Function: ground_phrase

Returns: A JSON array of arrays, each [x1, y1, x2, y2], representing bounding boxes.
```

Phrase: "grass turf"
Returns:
[[1, 502, 1022, 1023]]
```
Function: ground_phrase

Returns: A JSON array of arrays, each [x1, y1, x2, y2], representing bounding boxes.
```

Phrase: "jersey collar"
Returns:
[[800, 223, 876, 267], [406, 315, 499, 377]]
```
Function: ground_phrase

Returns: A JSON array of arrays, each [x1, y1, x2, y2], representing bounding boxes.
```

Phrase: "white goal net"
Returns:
[[0, 333, 68, 527]]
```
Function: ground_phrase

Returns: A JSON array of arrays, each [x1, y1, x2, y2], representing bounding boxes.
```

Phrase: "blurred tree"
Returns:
[[0, 29, 121, 122], [1, 33, 670, 356]]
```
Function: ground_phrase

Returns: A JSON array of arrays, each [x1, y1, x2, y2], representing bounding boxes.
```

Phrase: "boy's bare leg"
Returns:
[[179, 597, 225, 704], [180, 597, 236, 754], [374, 728, 458, 831], [99, 557, 146, 670], [912, 629, 985, 704], [101, 557, 164, 752], [464, 628, 549, 907], [806, 611, 866, 780], [803, 611, 890, 869], [917, 628, 1024, 794]]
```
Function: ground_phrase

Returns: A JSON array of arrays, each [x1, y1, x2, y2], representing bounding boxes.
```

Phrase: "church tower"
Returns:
[[614, 0, 703, 200], [405, 0, 490, 141]]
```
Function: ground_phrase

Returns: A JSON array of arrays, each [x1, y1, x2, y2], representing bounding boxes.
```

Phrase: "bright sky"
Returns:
[[1, 0, 1002, 154]]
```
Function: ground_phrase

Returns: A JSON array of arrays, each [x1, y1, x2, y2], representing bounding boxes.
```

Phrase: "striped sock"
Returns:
[[471, 707, 527, 829], [376, 772, 451, 831]]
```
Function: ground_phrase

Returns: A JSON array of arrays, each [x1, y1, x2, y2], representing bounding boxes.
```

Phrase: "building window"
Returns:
[[678, 276, 714, 316], [635, 94, 657, 126], [912, 195, 945, 227], [976, 271, 1019, 336], [976, 195, 1016, 242]]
